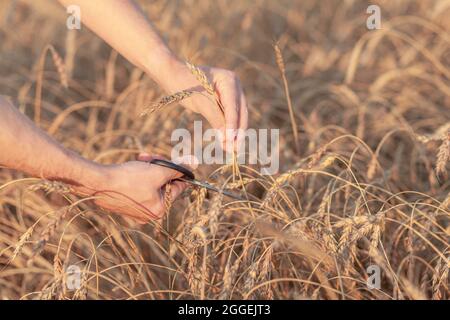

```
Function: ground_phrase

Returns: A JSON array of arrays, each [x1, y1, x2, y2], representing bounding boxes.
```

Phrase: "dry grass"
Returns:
[[0, 0, 449, 300]]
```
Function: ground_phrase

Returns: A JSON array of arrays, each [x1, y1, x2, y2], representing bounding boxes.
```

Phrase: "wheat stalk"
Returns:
[[225, 177, 255, 189], [188, 226, 208, 299], [367, 155, 378, 180], [32, 207, 69, 258], [416, 122, 450, 143], [307, 146, 327, 169], [336, 216, 368, 253], [73, 270, 88, 300], [323, 229, 338, 254], [10, 226, 34, 262], [185, 61, 215, 96], [163, 183, 173, 213], [34, 44, 68, 125], [243, 262, 258, 297], [48, 45, 68, 88], [369, 224, 381, 256], [259, 245, 274, 299], [185, 61, 224, 113], [432, 256, 449, 299], [274, 43, 299, 154], [219, 258, 239, 299], [436, 130, 450, 176], [207, 192, 223, 238]]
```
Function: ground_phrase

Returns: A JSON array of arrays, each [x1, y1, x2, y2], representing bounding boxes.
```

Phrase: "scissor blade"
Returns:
[[179, 178, 245, 201]]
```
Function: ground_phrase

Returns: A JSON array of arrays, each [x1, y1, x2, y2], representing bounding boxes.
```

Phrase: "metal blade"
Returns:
[[179, 178, 245, 201]]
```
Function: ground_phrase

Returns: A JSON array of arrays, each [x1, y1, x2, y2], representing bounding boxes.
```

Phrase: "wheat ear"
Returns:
[[140, 90, 193, 116], [29, 180, 72, 194], [48, 45, 68, 88], [274, 43, 299, 154], [436, 130, 450, 176], [185, 61, 225, 113]]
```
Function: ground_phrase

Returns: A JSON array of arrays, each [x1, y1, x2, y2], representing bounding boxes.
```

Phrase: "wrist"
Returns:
[[55, 151, 110, 195], [143, 48, 183, 88], [144, 53, 196, 94]]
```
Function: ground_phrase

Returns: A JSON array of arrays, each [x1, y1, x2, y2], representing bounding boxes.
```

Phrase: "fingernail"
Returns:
[[137, 152, 152, 161]]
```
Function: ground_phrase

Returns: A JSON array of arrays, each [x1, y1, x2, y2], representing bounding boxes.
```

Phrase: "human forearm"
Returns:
[[58, 0, 181, 87], [0, 97, 187, 222], [0, 97, 105, 188], [57, 0, 248, 146]]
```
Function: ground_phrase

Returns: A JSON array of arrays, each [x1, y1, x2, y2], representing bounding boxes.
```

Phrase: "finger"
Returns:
[[201, 97, 225, 129], [238, 93, 249, 132], [122, 215, 148, 226], [137, 152, 152, 161], [137, 153, 165, 162], [154, 165, 186, 185], [100, 200, 154, 223], [236, 93, 249, 151], [218, 80, 239, 137], [170, 180, 188, 200]]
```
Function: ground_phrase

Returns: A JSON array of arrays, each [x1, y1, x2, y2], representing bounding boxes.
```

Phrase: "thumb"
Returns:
[[137, 153, 166, 162], [137, 152, 152, 161], [153, 163, 186, 185]]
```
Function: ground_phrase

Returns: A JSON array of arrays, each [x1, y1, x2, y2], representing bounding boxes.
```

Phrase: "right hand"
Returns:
[[75, 154, 188, 223]]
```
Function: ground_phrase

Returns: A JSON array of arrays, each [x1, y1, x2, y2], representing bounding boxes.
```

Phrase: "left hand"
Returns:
[[159, 62, 248, 151]]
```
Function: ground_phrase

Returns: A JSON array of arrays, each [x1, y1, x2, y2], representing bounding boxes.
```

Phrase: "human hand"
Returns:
[[74, 154, 188, 223], [159, 62, 249, 151]]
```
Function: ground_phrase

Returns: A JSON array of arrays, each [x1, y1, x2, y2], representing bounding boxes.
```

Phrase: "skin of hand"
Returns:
[[57, 0, 249, 150], [158, 62, 249, 150], [0, 0, 250, 223], [0, 97, 188, 223], [74, 154, 189, 224]]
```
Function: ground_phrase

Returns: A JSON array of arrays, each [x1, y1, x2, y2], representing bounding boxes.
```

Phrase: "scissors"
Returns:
[[149, 159, 245, 201]]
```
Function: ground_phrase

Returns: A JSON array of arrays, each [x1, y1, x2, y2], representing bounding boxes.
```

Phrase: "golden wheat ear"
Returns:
[[185, 61, 225, 113], [48, 45, 69, 89], [140, 90, 194, 117], [185, 61, 215, 96], [436, 130, 450, 177]]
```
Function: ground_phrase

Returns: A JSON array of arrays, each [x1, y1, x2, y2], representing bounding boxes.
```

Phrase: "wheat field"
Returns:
[[0, 0, 449, 300]]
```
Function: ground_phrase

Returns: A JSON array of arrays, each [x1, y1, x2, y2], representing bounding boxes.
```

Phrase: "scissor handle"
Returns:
[[149, 159, 195, 180]]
